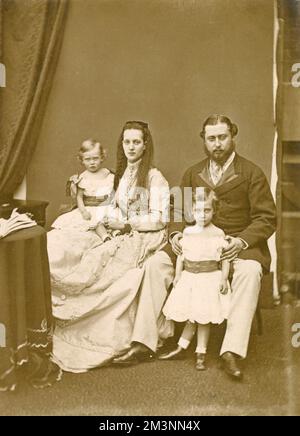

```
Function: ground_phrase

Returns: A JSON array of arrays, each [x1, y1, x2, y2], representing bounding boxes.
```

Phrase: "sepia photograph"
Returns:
[[0, 0, 299, 417]]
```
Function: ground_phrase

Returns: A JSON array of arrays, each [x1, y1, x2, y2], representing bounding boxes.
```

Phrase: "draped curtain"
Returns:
[[0, 0, 68, 199]]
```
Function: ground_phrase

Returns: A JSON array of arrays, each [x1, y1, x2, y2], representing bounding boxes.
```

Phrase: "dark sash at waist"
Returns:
[[84, 195, 109, 206], [184, 259, 220, 273]]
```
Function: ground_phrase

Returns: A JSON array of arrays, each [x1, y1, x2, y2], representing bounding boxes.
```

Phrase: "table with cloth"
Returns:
[[0, 226, 62, 391]]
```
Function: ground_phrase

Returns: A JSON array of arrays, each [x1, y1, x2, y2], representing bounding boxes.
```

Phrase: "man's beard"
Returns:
[[204, 142, 235, 165]]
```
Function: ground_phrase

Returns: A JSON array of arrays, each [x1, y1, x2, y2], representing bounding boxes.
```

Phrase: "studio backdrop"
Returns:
[[26, 0, 275, 227]]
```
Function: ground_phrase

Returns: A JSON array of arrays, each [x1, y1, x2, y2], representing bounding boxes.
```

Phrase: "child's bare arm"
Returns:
[[173, 254, 184, 286], [220, 259, 230, 294], [77, 188, 91, 220]]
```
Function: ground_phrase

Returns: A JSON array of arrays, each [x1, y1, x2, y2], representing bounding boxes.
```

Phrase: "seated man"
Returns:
[[160, 114, 276, 380]]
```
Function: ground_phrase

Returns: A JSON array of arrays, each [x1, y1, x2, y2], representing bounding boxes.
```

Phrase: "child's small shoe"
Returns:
[[195, 353, 206, 371]]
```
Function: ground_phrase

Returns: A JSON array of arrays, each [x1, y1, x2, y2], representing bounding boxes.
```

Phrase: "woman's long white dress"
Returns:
[[48, 165, 173, 372]]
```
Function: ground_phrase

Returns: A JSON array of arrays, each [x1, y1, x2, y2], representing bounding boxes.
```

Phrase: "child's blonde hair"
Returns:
[[78, 139, 107, 162]]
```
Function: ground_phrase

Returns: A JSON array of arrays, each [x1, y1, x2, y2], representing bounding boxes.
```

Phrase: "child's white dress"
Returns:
[[51, 170, 115, 232], [163, 224, 230, 325]]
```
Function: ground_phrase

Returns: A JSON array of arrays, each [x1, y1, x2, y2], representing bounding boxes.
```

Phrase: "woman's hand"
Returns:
[[219, 279, 228, 295], [128, 214, 165, 232], [104, 217, 125, 230], [81, 209, 92, 220], [171, 233, 183, 256], [220, 236, 245, 262]]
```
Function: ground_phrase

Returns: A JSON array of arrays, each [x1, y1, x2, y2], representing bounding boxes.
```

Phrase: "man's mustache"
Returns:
[[203, 143, 235, 158]]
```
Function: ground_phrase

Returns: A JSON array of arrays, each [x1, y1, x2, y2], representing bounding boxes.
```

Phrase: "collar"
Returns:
[[127, 158, 142, 172]]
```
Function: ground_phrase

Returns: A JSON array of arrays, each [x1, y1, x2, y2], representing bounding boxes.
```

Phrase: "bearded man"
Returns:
[[160, 114, 277, 380]]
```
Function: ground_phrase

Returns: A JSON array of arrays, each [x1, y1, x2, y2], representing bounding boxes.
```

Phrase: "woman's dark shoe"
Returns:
[[195, 353, 206, 371], [221, 352, 243, 381], [112, 348, 155, 365], [158, 346, 185, 360]]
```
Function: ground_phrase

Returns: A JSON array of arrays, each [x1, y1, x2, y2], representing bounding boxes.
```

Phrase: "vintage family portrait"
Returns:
[[0, 0, 299, 417]]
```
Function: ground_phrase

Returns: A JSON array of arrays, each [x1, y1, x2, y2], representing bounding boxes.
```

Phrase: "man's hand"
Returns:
[[171, 233, 183, 256], [220, 236, 245, 261]]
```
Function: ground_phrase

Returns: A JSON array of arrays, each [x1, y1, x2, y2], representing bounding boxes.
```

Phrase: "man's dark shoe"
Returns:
[[221, 352, 243, 381], [158, 346, 185, 360]]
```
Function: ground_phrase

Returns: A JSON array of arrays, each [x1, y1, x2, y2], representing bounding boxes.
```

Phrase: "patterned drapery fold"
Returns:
[[0, 0, 68, 198]]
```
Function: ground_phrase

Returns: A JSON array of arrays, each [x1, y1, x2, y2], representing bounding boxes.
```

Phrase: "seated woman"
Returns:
[[49, 121, 174, 372]]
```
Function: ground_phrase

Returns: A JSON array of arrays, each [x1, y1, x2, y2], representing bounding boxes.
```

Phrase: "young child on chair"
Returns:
[[160, 187, 231, 370], [51, 139, 115, 242]]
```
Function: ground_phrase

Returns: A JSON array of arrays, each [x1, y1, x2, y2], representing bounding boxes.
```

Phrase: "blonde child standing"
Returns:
[[160, 188, 231, 370], [51, 139, 114, 242]]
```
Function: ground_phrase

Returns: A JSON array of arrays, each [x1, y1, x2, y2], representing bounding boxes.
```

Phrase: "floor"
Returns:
[[1, 304, 299, 416]]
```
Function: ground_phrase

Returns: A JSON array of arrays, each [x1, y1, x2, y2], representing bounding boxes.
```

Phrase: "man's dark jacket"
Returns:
[[164, 153, 277, 272]]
